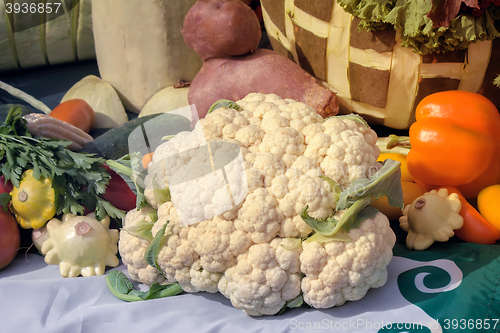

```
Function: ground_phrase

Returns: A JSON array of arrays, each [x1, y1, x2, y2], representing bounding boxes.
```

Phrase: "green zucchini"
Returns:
[[78, 113, 192, 160]]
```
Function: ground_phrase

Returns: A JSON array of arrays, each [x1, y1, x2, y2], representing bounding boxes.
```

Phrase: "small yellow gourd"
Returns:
[[399, 188, 463, 250], [10, 169, 56, 229], [42, 213, 120, 278]]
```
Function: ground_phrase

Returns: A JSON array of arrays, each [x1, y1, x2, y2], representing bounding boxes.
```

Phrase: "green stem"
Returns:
[[386, 134, 411, 149], [106, 159, 134, 178], [0, 80, 52, 114], [376, 136, 411, 155]]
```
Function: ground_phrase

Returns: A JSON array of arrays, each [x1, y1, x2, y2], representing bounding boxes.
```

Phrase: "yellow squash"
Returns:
[[10, 170, 56, 229], [477, 184, 500, 231]]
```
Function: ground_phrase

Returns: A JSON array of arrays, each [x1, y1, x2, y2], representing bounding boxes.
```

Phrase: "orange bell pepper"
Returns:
[[438, 186, 500, 244], [407, 91, 500, 199]]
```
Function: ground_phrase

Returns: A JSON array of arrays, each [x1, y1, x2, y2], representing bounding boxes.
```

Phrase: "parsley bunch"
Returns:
[[0, 106, 124, 220]]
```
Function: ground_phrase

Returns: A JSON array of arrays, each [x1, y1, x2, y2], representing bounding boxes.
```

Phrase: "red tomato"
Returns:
[[0, 209, 21, 270]]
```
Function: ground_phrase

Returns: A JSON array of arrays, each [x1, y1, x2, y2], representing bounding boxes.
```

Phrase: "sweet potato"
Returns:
[[183, 0, 339, 119], [188, 48, 339, 119], [182, 0, 261, 61]]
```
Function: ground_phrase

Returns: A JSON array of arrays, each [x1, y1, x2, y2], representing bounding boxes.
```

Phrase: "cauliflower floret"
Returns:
[[285, 101, 323, 127], [235, 188, 284, 243], [303, 131, 332, 164], [218, 238, 302, 316], [201, 107, 251, 140], [319, 119, 380, 188], [154, 203, 199, 292], [280, 215, 313, 239], [302, 123, 326, 144], [260, 114, 290, 133], [258, 127, 305, 160], [189, 259, 222, 293], [252, 152, 286, 187], [299, 212, 396, 309], [279, 171, 336, 220], [235, 124, 265, 148], [144, 124, 208, 192], [188, 216, 252, 272], [143, 188, 159, 209], [250, 99, 284, 119], [198, 110, 234, 140], [119, 207, 165, 285]]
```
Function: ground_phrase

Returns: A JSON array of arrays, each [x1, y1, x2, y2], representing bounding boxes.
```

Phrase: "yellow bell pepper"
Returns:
[[10, 169, 56, 229]]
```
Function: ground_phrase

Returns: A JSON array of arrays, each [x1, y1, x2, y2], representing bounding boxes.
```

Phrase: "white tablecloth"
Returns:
[[1, 250, 480, 333]]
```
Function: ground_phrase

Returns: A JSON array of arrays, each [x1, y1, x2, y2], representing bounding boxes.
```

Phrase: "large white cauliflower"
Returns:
[[118, 93, 398, 316]]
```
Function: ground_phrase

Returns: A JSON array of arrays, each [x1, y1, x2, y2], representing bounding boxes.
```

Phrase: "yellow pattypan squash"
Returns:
[[10, 169, 56, 229]]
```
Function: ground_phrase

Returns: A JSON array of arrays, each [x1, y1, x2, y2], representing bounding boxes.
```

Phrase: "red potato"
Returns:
[[182, 0, 262, 61], [188, 48, 340, 119]]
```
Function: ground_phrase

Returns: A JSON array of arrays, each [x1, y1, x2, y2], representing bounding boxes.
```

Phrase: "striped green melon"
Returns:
[[0, 1, 18, 72], [261, 0, 500, 129], [0, 0, 95, 72]]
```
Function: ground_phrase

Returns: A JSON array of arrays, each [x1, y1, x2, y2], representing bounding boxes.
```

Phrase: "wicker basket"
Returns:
[[261, 0, 500, 129]]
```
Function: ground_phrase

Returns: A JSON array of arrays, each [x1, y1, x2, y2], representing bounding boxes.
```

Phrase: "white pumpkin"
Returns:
[[61, 75, 129, 128], [139, 86, 190, 118]]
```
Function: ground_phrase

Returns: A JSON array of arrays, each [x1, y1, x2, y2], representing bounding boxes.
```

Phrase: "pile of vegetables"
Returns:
[[0, 75, 129, 131], [0, 105, 135, 274], [378, 90, 500, 249], [0, 106, 124, 219], [1, 0, 500, 321]]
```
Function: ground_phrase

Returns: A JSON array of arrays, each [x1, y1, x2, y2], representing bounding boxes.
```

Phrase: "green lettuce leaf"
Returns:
[[337, 0, 500, 54]]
